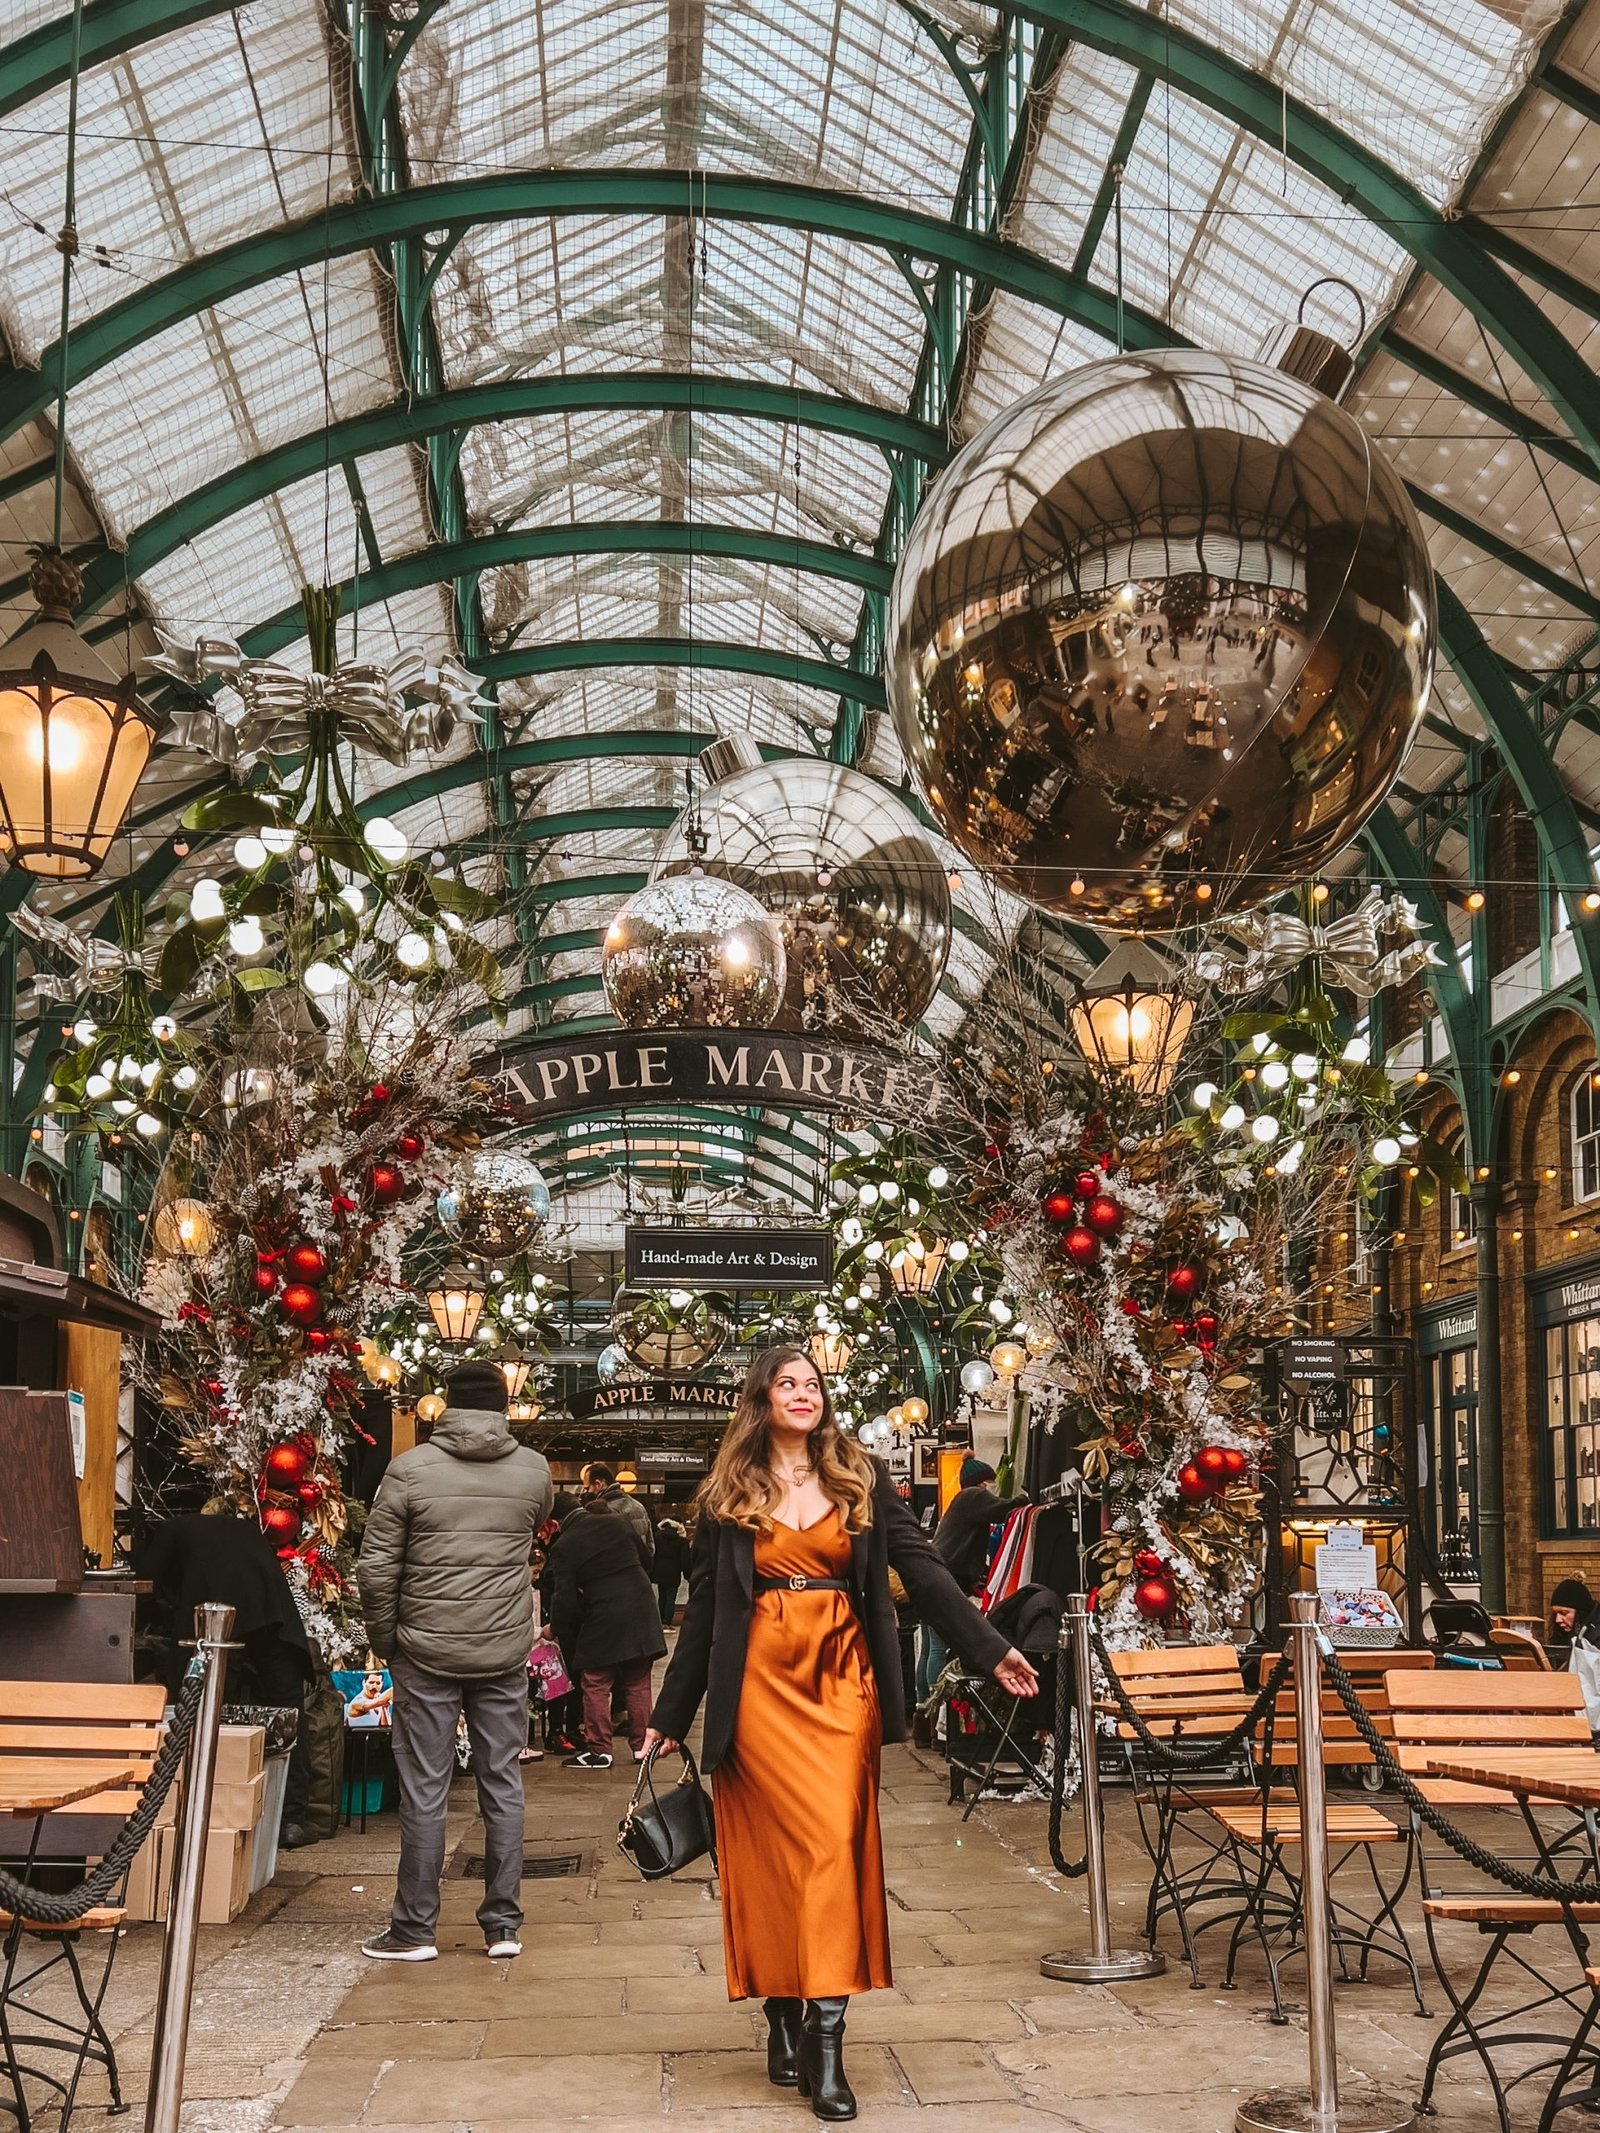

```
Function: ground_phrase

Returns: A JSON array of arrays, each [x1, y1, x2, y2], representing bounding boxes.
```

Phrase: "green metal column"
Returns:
[[1471, 1179, 1505, 1614]]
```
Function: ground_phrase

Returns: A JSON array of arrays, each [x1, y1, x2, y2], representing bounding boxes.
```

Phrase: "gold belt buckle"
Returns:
[[787, 1574, 807, 1592]]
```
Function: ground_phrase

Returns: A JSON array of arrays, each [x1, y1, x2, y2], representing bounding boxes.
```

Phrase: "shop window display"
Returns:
[[1572, 1073, 1600, 1203], [1545, 1316, 1600, 1535]]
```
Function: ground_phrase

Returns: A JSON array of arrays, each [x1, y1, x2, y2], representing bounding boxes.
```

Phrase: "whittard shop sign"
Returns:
[[488, 1027, 948, 1123]]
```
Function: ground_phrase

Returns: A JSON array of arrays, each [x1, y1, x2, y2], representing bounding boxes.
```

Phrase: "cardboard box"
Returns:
[[210, 1770, 266, 1832], [123, 1825, 252, 1926], [215, 1725, 265, 1785]]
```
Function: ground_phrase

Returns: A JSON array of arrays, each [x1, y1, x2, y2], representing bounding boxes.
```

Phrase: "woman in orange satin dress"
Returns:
[[645, 1347, 1038, 2121]]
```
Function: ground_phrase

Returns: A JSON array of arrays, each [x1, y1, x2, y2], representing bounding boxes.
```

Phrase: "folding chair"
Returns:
[[0, 1682, 166, 2130], [1386, 1668, 1600, 2133]]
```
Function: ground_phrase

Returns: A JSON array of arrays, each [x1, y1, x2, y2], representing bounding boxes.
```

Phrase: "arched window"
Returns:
[[1446, 1139, 1475, 1249], [1573, 1071, 1600, 1203]]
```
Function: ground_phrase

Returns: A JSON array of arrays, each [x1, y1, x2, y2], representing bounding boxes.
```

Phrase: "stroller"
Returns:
[[936, 1583, 1063, 1815]]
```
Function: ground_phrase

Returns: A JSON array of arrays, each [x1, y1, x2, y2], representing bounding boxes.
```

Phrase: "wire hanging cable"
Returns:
[[49, 0, 87, 554]]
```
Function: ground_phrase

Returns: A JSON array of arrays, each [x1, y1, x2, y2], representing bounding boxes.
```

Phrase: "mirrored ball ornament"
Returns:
[[653, 746, 950, 1035], [601, 874, 786, 1029], [885, 349, 1436, 927], [611, 1285, 732, 1379], [436, 1150, 552, 1260]]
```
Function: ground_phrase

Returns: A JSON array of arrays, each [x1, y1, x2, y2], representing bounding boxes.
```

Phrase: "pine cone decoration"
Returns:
[[28, 547, 83, 616]]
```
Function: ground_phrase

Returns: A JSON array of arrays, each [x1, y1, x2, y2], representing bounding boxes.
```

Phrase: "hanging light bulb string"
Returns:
[[50, 0, 87, 556]]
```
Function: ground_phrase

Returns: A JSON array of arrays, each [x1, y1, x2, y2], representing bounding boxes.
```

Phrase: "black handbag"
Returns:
[[617, 1745, 717, 1880]]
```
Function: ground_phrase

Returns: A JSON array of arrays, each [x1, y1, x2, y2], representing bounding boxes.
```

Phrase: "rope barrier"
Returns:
[[0, 1656, 208, 1927], [1046, 1635, 1087, 1879], [1089, 1624, 1295, 1768], [1315, 1642, 1595, 1905]]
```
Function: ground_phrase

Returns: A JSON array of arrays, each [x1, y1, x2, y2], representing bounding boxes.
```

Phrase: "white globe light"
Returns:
[[396, 931, 431, 970], [150, 1014, 177, 1041], [840, 1217, 863, 1246], [1192, 1081, 1218, 1109], [233, 835, 268, 870], [906, 1195, 922, 1217], [1251, 1114, 1280, 1144], [928, 1165, 949, 1189], [260, 825, 296, 856], [1342, 1034, 1371, 1064], [1260, 1060, 1290, 1090], [189, 878, 225, 923], [303, 960, 342, 997], [1277, 1138, 1305, 1175], [948, 1238, 970, 1263], [1291, 1053, 1319, 1081], [228, 916, 264, 957], [1250, 1032, 1272, 1055], [85, 1072, 112, 1099], [858, 1183, 879, 1207], [119, 1054, 141, 1081], [960, 1358, 995, 1394], [111, 1098, 135, 1116], [988, 1298, 1012, 1324], [1372, 1135, 1402, 1166], [864, 1240, 884, 1261], [139, 1060, 161, 1088], [134, 1111, 162, 1137], [173, 1065, 197, 1091], [365, 817, 409, 865], [338, 884, 366, 916], [72, 1018, 97, 1046], [880, 1180, 900, 1203], [1219, 1103, 1247, 1131]]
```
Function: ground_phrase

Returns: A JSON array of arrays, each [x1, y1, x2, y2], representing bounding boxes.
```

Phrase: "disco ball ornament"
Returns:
[[611, 1286, 732, 1379], [436, 1151, 551, 1260], [595, 1342, 630, 1383], [652, 739, 950, 1033], [601, 874, 786, 1029], [885, 349, 1435, 927]]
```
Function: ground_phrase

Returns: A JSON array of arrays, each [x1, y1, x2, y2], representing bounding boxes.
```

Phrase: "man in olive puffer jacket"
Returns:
[[356, 1360, 552, 1962]]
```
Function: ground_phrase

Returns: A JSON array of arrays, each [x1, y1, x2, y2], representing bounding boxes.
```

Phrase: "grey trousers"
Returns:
[[389, 1651, 529, 1944]]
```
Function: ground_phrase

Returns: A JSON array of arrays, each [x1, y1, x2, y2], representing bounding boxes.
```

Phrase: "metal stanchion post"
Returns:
[[144, 1602, 239, 2133], [1235, 1595, 1414, 2133], [1040, 1593, 1165, 1982]]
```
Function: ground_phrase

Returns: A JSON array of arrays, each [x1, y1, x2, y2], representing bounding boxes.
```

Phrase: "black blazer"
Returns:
[[650, 1466, 1013, 1770], [549, 1505, 666, 1674]]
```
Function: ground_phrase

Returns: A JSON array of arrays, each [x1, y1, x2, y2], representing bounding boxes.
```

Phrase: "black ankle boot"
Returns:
[[763, 1997, 801, 2086], [798, 1997, 855, 2121]]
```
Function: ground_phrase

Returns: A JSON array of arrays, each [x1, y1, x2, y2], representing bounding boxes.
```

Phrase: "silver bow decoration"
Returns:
[[147, 632, 489, 768], [1190, 888, 1441, 1001], [12, 905, 152, 1000]]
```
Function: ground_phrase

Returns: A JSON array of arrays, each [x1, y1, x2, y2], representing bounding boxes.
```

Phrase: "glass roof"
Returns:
[[1, 0, 1598, 1196]]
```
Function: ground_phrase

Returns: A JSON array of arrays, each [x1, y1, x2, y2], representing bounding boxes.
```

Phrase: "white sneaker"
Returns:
[[361, 1930, 437, 1961], [486, 1936, 523, 1959]]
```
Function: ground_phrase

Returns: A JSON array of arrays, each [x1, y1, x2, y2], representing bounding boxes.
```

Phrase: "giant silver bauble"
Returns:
[[436, 1150, 552, 1259], [653, 753, 951, 1033], [601, 874, 786, 1029], [611, 1286, 732, 1379], [885, 350, 1435, 927]]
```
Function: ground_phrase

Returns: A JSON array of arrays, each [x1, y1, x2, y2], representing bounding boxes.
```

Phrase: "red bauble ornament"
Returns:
[[1084, 1193, 1122, 1237], [395, 1132, 425, 1160], [202, 1376, 225, 1401], [370, 1083, 392, 1103], [1219, 1446, 1249, 1481], [260, 1503, 300, 1542], [280, 1282, 322, 1326], [1073, 1170, 1101, 1201], [287, 1242, 327, 1283], [1119, 1297, 1142, 1316], [251, 1265, 279, 1297], [1062, 1225, 1100, 1268], [1196, 1445, 1231, 1489], [367, 1162, 405, 1205], [1176, 1462, 1211, 1503], [1166, 1264, 1200, 1302], [1043, 1187, 1077, 1225], [1134, 1576, 1178, 1620], [1133, 1548, 1164, 1579], [1194, 1310, 1220, 1351], [305, 1328, 331, 1354], [296, 1480, 322, 1506], [262, 1440, 309, 1487]]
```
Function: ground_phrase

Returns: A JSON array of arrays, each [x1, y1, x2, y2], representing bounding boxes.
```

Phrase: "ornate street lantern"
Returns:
[[1068, 938, 1194, 1100], [427, 1267, 485, 1343]]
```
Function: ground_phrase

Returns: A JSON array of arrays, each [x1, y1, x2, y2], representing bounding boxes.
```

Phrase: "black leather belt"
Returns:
[[753, 1574, 852, 1594]]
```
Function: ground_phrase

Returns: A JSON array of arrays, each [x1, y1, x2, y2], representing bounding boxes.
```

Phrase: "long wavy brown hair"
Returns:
[[697, 1345, 877, 1533]]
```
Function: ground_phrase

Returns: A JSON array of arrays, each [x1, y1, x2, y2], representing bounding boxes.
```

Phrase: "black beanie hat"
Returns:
[[1552, 1577, 1592, 1616], [444, 1359, 508, 1412]]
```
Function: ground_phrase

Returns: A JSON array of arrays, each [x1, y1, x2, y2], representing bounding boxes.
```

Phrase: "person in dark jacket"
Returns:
[[583, 1462, 656, 1567], [643, 1347, 1037, 2122], [654, 1518, 689, 1624], [549, 1497, 665, 1768], [355, 1360, 553, 1963], [933, 1458, 1029, 1594], [1551, 1577, 1598, 1648]]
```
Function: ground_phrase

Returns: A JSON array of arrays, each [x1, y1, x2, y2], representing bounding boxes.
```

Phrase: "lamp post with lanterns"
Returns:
[[1068, 939, 1194, 1100]]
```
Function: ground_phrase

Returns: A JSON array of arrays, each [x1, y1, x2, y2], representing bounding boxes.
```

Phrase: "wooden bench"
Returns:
[[1384, 1668, 1597, 2133], [0, 1680, 166, 2130]]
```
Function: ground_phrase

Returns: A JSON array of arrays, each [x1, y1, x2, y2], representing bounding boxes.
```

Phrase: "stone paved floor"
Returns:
[[9, 1737, 1585, 2131]]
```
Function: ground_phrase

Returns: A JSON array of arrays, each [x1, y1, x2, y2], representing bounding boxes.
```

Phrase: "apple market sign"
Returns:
[[488, 1027, 947, 1123]]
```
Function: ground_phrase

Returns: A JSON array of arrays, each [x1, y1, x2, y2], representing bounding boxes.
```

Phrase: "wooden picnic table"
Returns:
[[1421, 1748, 1600, 1810], [0, 1763, 136, 1817]]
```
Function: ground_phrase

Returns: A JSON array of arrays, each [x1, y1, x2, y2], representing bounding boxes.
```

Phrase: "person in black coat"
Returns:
[[643, 1346, 1037, 2122], [548, 1498, 665, 1769], [654, 1518, 689, 1624]]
